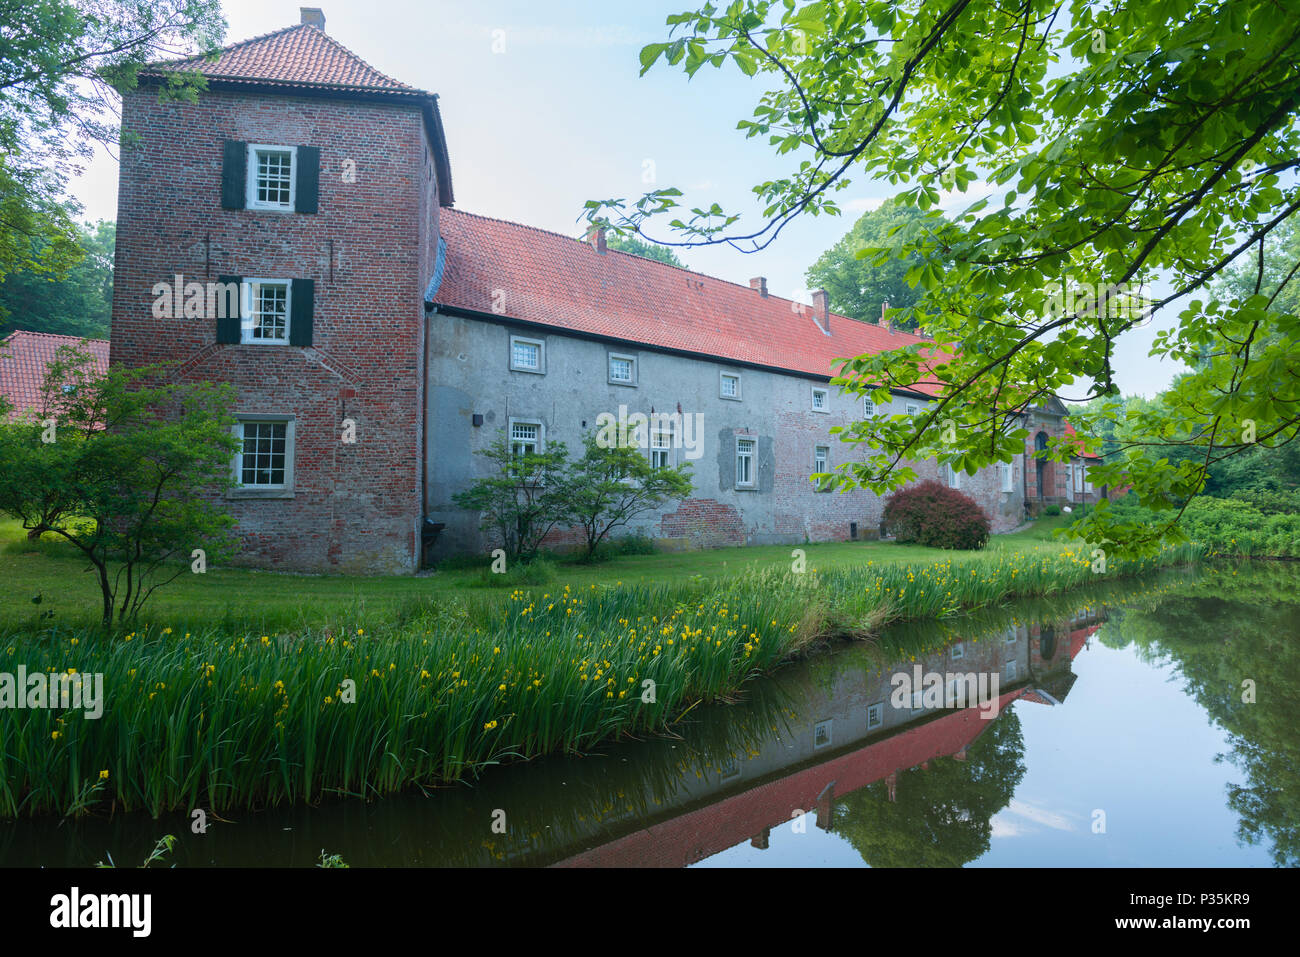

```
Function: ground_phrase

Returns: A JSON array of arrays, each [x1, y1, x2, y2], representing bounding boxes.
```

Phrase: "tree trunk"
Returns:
[[96, 561, 113, 627]]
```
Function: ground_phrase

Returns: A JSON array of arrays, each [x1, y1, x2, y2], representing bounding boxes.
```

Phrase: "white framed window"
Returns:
[[246, 145, 297, 211], [509, 335, 544, 374], [735, 437, 755, 488], [719, 371, 741, 400], [814, 445, 831, 491], [239, 279, 291, 344], [1084, 470, 1094, 493], [608, 352, 637, 385], [1000, 460, 1015, 492], [233, 415, 294, 492], [941, 462, 961, 489], [951, 642, 964, 661], [650, 423, 673, 470], [1006, 659, 1019, 681], [864, 397, 876, 417], [813, 719, 833, 749], [866, 702, 884, 731], [509, 419, 543, 458], [811, 386, 829, 412], [906, 402, 919, 416]]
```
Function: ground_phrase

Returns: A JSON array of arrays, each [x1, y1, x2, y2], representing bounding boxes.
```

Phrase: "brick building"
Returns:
[[110, 9, 1101, 573]]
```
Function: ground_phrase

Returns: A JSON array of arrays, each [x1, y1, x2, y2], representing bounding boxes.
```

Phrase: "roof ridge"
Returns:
[[441, 207, 928, 343], [291, 24, 420, 92], [2, 330, 109, 343], [144, 22, 424, 95], [145, 22, 304, 72]]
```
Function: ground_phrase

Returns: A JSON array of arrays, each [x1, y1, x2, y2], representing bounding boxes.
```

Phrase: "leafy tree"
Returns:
[[605, 231, 685, 267], [452, 432, 574, 564], [0, 1, 223, 283], [590, 0, 1300, 555], [805, 199, 946, 329], [0, 344, 239, 625], [566, 431, 693, 560], [0, 218, 114, 338]]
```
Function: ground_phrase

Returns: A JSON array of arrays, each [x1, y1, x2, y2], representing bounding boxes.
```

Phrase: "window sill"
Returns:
[[229, 487, 295, 500], [608, 379, 637, 388], [510, 366, 545, 375], [719, 394, 743, 402]]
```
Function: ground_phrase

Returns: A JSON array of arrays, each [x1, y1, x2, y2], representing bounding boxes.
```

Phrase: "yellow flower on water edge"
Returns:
[[51, 730, 61, 741], [99, 770, 109, 781], [484, 720, 498, 730]]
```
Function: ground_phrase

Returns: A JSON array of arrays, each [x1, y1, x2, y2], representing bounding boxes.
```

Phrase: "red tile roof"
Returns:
[[432, 208, 949, 394], [139, 21, 455, 205], [1063, 421, 1101, 460], [144, 22, 419, 94], [0, 332, 109, 417]]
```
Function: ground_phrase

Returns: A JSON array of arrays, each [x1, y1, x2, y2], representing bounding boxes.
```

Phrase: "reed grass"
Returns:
[[0, 541, 1202, 817]]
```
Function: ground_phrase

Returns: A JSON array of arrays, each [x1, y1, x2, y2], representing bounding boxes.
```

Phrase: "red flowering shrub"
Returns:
[[882, 480, 991, 550]]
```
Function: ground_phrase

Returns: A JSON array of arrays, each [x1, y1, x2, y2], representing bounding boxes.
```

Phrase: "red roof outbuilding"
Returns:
[[0, 331, 109, 417]]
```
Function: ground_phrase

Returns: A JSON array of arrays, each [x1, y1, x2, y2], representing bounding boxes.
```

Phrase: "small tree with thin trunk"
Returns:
[[452, 432, 574, 564], [0, 345, 239, 626], [567, 431, 694, 560]]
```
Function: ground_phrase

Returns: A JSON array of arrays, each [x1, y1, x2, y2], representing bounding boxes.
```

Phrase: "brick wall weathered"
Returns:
[[111, 88, 432, 573]]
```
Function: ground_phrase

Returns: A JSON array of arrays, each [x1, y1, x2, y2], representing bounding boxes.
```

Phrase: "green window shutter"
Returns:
[[221, 141, 247, 209], [295, 146, 320, 213], [290, 278, 315, 346], [216, 275, 242, 343]]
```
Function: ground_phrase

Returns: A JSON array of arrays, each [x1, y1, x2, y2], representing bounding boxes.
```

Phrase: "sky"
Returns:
[[68, 0, 1183, 397]]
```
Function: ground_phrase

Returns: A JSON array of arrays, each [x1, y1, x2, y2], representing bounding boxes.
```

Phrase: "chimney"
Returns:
[[587, 225, 606, 255], [749, 277, 768, 297], [811, 289, 831, 334], [301, 7, 326, 30]]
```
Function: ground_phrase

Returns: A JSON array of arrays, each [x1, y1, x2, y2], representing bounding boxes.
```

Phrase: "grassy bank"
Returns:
[[0, 514, 1076, 633], [0, 537, 1202, 818]]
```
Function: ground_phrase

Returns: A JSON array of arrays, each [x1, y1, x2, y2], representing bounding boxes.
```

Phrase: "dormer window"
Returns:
[[247, 145, 297, 210]]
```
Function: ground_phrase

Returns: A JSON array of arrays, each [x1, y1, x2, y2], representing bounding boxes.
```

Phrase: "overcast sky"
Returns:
[[69, 0, 1185, 397]]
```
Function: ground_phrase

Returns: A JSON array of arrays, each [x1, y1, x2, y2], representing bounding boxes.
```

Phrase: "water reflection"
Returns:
[[1, 565, 1294, 867]]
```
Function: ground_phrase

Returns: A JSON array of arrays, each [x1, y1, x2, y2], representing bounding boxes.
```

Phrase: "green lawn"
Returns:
[[0, 514, 1076, 633]]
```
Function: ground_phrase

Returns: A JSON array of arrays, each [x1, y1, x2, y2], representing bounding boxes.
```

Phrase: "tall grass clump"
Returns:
[[0, 541, 1202, 818]]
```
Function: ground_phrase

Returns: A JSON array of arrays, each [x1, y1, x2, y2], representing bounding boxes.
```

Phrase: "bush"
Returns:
[[473, 555, 558, 588], [1228, 488, 1300, 515], [615, 530, 658, 555], [883, 480, 991, 550], [1043, 504, 1062, 516]]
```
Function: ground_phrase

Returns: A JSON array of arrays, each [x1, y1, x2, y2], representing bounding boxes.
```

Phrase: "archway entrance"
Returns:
[[1034, 431, 1049, 499]]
